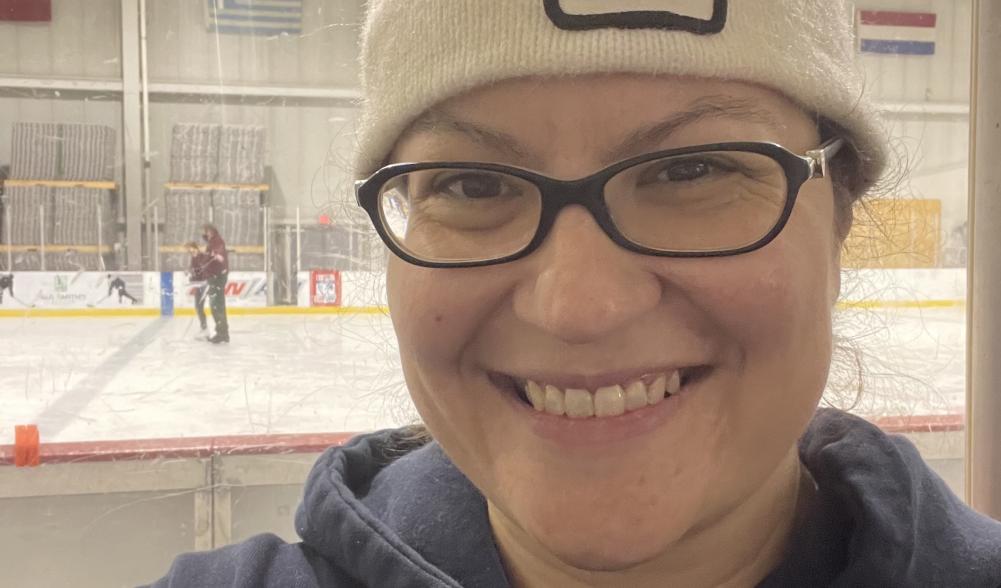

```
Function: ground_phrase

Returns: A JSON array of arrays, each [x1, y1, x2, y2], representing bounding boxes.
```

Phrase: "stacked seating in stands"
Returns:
[[163, 123, 267, 271], [170, 123, 221, 183], [51, 188, 116, 246], [2, 122, 117, 270], [218, 125, 265, 184], [212, 189, 263, 247]]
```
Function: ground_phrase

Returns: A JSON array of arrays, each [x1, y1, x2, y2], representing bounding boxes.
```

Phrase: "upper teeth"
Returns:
[[523, 371, 682, 419]]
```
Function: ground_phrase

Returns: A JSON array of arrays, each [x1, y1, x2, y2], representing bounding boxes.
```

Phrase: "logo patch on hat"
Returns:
[[544, 0, 727, 34]]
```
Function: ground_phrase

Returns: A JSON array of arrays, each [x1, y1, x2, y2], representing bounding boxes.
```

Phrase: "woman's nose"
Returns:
[[513, 206, 662, 344]]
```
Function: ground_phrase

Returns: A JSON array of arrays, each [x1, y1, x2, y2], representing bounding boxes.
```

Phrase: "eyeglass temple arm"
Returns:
[[805, 137, 845, 180], [354, 180, 368, 206]]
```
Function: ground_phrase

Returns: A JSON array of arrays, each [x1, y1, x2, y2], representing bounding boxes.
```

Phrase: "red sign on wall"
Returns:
[[0, 0, 52, 21], [310, 270, 342, 307]]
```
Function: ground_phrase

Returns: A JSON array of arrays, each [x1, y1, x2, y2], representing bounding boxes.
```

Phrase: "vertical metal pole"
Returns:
[[282, 227, 292, 305], [97, 203, 105, 271], [138, 0, 151, 168], [153, 206, 160, 272], [295, 207, 301, 274], [263, 207, 271, 305], [39, 205, 46, 271], [121, 0, 145, 269], [138, 0, 154, 271], [5, 201, 12, 271], [967, 0, 1001, 519]]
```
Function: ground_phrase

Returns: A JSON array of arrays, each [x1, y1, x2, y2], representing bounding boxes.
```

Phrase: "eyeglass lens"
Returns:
[[377, 151, 789, 263]]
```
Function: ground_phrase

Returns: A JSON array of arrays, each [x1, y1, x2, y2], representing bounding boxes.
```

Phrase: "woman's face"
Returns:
[[387, 75, 842, 570]]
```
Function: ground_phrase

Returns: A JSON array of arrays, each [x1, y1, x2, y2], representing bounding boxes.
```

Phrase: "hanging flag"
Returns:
[[0, 0, 51, 22], [858, 10, 936, 55], [205, 0, 303, 36]]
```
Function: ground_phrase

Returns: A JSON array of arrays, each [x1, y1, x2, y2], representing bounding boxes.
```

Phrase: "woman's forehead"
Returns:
[[398, 75, 812, 162]]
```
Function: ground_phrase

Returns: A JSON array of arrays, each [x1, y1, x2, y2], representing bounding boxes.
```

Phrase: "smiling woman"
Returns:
[[148, 1, 1001, 587]]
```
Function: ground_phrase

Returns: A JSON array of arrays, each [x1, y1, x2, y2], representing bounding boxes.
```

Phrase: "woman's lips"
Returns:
[[488, 366, 712, 445]]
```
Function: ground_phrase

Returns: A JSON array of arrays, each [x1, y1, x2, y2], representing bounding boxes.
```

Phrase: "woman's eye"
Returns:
[[657, 159, 714, 182], [437, 173, 510, 199]]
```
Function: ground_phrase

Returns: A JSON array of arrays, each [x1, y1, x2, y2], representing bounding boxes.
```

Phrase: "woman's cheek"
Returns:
[[388, 259, 507, 361]]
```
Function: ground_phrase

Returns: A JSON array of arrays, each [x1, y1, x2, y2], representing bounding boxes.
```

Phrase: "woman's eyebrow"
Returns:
[[407, 109, 532, 160], [605, 96, 785, 161]]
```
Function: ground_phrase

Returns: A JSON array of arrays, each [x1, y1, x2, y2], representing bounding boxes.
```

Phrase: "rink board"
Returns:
[[0, 268, 963, 316], [0, 272, 159, 311], [0, 270, 389, 316]]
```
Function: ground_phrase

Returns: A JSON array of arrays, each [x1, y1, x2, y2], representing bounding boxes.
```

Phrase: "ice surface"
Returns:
[[0, 307, 965, 444], [1, 313, 412, 443]]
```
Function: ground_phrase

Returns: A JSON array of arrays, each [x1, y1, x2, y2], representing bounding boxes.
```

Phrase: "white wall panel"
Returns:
[[859, 0, 972, 102], [145, 0, 361, 88], [857, 0, 973, 237], [0, 0, 121, 79]]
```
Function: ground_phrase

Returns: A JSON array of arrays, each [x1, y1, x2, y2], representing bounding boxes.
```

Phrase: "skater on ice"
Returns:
[[201, 224, 230, 344], [106, 274, 138, 305], [185, 241, 211, 335], [0, 273, 14, 304]]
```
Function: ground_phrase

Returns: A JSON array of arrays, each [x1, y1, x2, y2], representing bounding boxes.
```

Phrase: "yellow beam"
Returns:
[[0, 308, 159, 318], [158, 245, 264, 254], [0, 301, 964, 319], [0, 244, 112, 253], [165, 182, 269, 191], [173, 306, 389, 316], [4, 179, 117, 190], [836, 299, 965, 310]]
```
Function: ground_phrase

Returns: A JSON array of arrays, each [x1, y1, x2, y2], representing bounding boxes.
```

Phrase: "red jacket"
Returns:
[[204, 234, 229, 277], [189, 252, 212, 281]]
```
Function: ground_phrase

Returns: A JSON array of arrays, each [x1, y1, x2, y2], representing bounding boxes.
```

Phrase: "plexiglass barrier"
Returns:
[[0, 0, 983, 586]]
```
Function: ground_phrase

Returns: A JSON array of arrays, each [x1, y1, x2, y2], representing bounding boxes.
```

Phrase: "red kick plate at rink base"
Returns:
[[14, 424, 40, 467], [0, 432, 355, 466], [0, 415, 961, 467]]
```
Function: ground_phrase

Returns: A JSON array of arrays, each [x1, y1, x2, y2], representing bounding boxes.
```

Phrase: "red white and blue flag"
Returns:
[[206, 0, 303, 36], [858, 10, 937, 56]]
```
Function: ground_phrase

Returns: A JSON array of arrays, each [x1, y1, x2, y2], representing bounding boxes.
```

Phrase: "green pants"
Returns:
[[207, 273, 229, 337]]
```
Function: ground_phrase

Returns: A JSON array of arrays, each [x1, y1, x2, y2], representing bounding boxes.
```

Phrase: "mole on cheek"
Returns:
[[434, 314, 444, 324]]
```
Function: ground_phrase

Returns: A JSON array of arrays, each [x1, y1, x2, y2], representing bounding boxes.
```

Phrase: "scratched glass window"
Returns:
[[0, 1, 974, 586]]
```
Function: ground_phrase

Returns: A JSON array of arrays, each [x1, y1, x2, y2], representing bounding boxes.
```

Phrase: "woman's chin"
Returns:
[[499, 495, 699, 574]]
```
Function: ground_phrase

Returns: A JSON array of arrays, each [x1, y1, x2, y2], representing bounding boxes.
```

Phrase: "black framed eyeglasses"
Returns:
[[355, 139, 844, 268]]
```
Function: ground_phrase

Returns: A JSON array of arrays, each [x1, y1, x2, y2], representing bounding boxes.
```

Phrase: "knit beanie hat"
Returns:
[[354, 0, 888, 190]]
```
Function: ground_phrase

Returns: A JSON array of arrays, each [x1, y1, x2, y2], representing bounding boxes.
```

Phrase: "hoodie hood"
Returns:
[[296, 429, 508, 587], [295, 409, 1001, 587]]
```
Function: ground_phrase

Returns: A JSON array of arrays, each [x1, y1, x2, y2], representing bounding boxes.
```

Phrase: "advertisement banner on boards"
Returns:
[[173, 271, 269, 308], [310, 270, 342, 307], [0, 272, 158, 309]]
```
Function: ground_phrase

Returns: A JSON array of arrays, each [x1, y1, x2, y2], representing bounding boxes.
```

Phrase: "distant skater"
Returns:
[[107, 274, 138, 304], [0, 273, 16, 304], [185, 241, 211, 334], [0, 272, 34, 307], [202, 224, 230, 344]]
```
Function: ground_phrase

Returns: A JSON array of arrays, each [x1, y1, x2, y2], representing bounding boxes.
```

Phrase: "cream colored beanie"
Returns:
[[354, 0, 888, 188]]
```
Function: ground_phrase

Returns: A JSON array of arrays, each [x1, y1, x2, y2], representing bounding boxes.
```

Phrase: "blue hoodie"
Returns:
[[146, 409, 1001, 587]]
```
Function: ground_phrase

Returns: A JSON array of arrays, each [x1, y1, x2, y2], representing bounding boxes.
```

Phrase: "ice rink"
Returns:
[[0, 306, 966, 444]]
